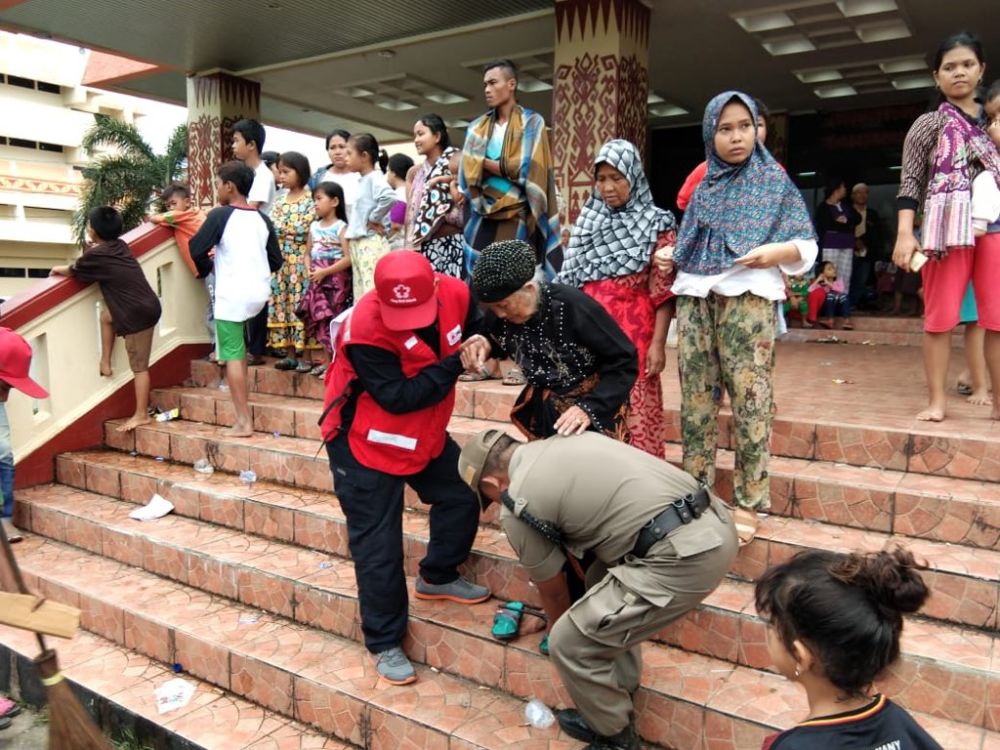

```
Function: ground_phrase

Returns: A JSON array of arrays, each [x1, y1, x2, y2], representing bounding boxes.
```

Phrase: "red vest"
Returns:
[[320, 274, 469, 474]]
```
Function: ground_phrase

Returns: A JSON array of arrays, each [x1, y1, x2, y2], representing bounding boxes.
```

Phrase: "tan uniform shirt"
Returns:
[[502, 432, 726, 597]]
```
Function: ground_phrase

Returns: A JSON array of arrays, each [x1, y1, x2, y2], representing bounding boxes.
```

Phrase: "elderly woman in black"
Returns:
[[462, 239, 637, 440]]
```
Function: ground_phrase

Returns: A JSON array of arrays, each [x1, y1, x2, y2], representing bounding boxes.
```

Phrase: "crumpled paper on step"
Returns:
[[154, 677, 195, 714], [129, 493, 175, 522]]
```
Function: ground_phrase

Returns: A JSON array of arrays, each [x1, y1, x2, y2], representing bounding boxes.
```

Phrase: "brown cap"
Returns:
[[458, 429, 509, 511]]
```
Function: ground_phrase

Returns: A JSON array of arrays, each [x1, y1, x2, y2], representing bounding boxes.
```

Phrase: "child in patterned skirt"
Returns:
[[298, 182, 351, 377]]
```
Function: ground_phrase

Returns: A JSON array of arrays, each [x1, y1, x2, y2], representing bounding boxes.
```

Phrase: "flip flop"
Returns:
[[957, 382, 974, 396], [296, 360, 314, 373], [502, 367, 527, 386], [274, 358, 298, 371], [458, 365, 496, 382], [539, 634, 549, 656], [0, 698, 21, 719]]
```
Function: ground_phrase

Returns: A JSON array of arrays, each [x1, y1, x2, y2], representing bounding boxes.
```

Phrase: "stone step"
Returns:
[[0, 622, 349, 750], [80, 407, 1000, 556], [5, 536, 583, 750], [780, 327, 965, 347], [10, 523, 998, 746], [175, 358, 1000, 483], [43, 448, 1000, 635], [24, 479, 1000, 731]]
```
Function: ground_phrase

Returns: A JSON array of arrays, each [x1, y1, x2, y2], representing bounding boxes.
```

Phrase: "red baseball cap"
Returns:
[[374, 251, 438, 331], [0, 328, 48, 398]]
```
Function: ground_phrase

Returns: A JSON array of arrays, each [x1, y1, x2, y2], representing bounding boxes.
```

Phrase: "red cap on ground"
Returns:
[[0, 328, 48, 398], [374, 251, 438, 331]]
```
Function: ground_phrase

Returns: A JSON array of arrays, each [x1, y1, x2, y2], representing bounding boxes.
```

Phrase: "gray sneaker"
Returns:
[[414, 576, 490, 604], [373, 647, 416, 685]]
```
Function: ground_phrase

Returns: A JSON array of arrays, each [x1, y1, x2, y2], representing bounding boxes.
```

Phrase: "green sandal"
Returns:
[[491, 601, 546, 642]]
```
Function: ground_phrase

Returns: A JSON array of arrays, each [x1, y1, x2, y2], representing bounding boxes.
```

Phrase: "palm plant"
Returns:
[[73, 115, 188, 245]]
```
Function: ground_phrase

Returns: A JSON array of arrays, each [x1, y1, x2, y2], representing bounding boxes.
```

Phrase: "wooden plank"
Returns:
[[0, 592, 80, 639]]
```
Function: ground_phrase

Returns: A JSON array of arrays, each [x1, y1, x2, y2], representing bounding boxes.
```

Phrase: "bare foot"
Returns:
[[99, 360, 113, 377], [968, 390, 992, 406], [733, 507, 760, 548], [221, 422, 253, 438], [117, 415, 152, 432], [916, 406, 945, 422]]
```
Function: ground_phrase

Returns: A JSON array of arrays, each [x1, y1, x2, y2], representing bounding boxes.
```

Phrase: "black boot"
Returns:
[[585, 722, 639, 750], [556, 709, 596, 742]]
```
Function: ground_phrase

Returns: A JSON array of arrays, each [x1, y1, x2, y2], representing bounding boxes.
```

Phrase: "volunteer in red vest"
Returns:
[[320, 250, 489, 686]]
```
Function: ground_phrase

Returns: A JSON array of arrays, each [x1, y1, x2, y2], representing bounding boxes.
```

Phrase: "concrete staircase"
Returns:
[[4, 332, 1000, 749]]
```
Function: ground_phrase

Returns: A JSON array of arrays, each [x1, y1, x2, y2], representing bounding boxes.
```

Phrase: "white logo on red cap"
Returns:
[[393, 284, 413, 303]]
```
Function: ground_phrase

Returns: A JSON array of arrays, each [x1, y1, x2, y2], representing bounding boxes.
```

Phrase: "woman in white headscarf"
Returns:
[[559, 139, 677, 457]]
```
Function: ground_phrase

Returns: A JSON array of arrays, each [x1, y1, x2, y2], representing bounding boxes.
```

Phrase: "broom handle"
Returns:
[[0, 520, 47, 652]]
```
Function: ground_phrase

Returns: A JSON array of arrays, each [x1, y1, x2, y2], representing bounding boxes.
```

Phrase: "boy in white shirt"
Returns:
[[190, 161, 282, 437], [232, 118, 276, 364]]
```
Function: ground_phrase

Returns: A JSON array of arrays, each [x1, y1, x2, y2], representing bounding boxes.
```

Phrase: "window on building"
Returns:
[[36, 81, 60, 94], [0, 268, 27, 278], [8, 138, 35, 149], [27, 269, 50, 279], [38, 142, 64, 153], [6, 76, 34, 90], [0, 137, 7, 146]]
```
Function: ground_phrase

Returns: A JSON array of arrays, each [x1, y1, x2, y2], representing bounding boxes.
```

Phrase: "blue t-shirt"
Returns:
[[484, 120, 513, 194]]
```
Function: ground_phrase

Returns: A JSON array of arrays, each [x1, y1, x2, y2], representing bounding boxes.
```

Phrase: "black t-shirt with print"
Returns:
[[763, 696, 942, 750]]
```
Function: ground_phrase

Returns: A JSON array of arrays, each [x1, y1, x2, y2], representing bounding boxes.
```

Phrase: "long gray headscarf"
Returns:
[[559, 139, 676, 287]]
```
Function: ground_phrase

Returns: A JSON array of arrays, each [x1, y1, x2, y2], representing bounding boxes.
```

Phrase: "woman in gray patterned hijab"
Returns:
[[558, 139, 678, 457]]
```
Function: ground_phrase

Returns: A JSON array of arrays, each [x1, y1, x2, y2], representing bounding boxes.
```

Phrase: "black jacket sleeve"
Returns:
[[346, 344, 463, 415], [189, 206, 230, 278], [260, 212, 284, 273], [562, 288, 638, 430]]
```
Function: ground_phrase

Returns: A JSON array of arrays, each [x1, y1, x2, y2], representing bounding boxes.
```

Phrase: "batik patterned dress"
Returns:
[[268, 191, 316, 352], [297, 219, 350, 353], [560, 139, 678, 457]]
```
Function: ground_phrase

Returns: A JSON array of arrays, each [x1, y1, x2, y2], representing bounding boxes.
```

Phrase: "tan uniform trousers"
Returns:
[[548, 497, 739, 736]]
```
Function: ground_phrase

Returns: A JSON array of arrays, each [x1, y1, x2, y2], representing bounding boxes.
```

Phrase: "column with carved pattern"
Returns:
[[186, 73, 261, 208], [552, 0, 651, 228]]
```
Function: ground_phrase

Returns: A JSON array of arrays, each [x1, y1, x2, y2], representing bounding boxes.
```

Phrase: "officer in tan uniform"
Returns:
[[459, 429, 738, 750]]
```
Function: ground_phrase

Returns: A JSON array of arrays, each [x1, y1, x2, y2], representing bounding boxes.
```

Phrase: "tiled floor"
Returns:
[[7, 336, 1000, 749]]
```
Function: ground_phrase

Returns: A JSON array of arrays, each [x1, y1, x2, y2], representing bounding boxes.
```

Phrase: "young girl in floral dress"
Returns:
[[268, 151, 316, 372], [298, 182, 351, 377]]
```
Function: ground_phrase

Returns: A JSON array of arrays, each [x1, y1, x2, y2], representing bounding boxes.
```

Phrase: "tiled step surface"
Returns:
[[6, 536, 582, 750], [87, 402, 1000, 556], [38, 443, 1000, 638], [21, 477, 1000, 732], [182, 353, 1000, 484], [10, 529, 999, 749], [0, 622, 349, 750], [780, 327, 965, 347]]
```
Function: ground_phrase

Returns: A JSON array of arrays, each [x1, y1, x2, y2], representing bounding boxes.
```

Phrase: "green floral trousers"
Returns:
[[677, 292, 775, 510]]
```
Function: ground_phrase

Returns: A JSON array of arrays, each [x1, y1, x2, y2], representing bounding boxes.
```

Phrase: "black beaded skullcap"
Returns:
[[472, 240, 536, 302]]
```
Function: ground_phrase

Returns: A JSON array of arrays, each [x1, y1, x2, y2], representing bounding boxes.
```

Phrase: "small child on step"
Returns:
[[344, 133, 395, 302], [149, 183, 213, 347], [756, 548, 941, 750], [189, 161, 282, 438], [50, 207, 162, 433], [297, 181, 352, 377]]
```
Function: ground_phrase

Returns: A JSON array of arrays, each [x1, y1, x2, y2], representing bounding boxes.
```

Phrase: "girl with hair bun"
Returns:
[[755, 548, 941, 749]]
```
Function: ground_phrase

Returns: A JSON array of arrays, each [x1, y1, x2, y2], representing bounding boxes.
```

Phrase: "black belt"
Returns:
[[631, 486, 711, 558]]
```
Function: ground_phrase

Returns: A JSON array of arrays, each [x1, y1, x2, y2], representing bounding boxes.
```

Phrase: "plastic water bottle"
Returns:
[[193, 459, 214, 475], [239, 470, 257, 487], [524, 699, 555, 729]]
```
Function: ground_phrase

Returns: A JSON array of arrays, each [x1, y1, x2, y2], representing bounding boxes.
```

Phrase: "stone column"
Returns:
[[552, 0, 651, 227], [186, 73, 260, 208]]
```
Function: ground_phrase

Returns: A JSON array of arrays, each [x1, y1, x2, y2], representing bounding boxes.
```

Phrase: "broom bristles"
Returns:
[[34, 649, 113, 750]]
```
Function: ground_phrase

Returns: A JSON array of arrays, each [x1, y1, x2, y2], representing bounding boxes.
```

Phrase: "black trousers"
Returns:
[[326, 434, 480, 653], [245, 306, 268, 356]]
